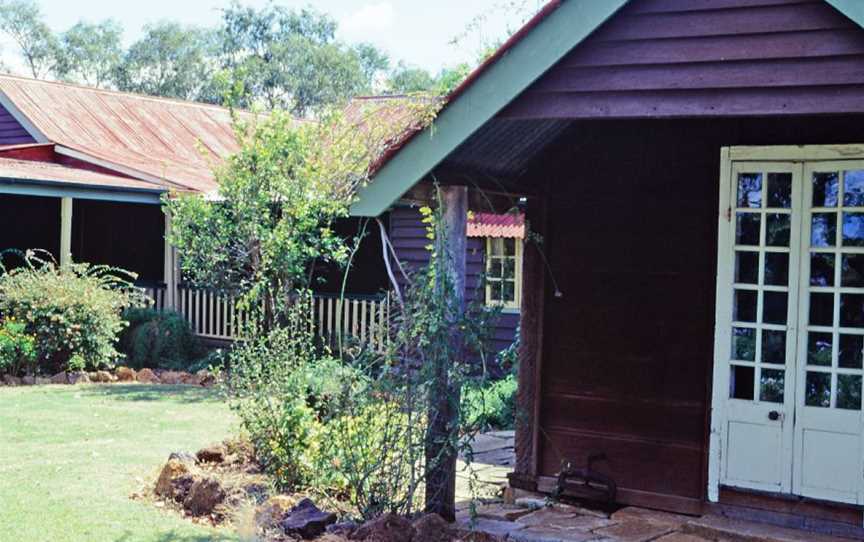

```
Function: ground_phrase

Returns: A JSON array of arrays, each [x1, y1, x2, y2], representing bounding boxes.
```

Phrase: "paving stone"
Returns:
[[591, 520, 676, 542], [472, 503, 535, 522], [517, 508, 586, 529], [463, 434, 515, 455], [682, 515, 849, 542], [456, 517, 527, 538], [509, 526, 600, 542], [654, 534, 708, 542], [610, 507, 688, 530], [486, 430, 515, 439], [503, 487, 546, 505]]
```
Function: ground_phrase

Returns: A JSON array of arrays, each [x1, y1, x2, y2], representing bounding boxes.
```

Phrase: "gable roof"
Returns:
[[0, 74, 242, 194], [351, 0, 864, 217]]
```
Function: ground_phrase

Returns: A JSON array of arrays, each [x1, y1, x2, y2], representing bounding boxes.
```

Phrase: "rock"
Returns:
[[91, 370, 113, 383], [170, 474, 197, 503], [136, 368, 158, 383], [68, 371, 91, 385], [350, 513, 413, 542], [255, 495, 297, 528], [179, 372, 197, 385], [34, 377, 51, 386], [196, 444, 226, 464], [20, 375, 36, 386], [327, 521, 359, 536], [159, 371, 184, 385], [412, 514, 454, 542], [197, 370, 217, 388], [168, 451, 198, 465], [50, 372, 68, 385], [280, 498, 337, 539], [3, 374, 22, 386], [155, 458, 192, 499], [455, 518, 525, 540], [183, 477, 226, 516], [515, 497, 547, 510], [115, 366, 136, 381]]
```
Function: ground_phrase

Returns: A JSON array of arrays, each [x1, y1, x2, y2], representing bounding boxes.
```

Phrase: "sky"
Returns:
[[0, 0, 545, 75]]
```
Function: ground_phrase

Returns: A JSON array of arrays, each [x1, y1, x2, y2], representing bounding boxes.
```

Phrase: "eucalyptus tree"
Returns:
[[0, 0, 58, 79]]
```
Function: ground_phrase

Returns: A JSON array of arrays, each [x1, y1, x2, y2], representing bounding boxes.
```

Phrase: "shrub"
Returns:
[[119, 308, 201, 370], [0, 318, 37, 376], [0, 251, 147, 373], [462, 374, 517, 431]]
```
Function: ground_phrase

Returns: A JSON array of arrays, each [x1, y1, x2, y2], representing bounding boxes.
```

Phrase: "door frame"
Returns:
[[708, 144, 864, 503]]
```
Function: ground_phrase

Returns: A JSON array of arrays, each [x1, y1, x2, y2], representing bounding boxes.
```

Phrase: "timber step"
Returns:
[[682, 515, 854, 542]]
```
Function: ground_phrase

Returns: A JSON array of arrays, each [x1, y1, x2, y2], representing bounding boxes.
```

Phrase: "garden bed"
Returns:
[[0, 366, 218, 387]]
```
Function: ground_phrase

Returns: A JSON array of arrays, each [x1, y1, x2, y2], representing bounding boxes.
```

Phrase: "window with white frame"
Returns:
[[485, 237, 522, 310]]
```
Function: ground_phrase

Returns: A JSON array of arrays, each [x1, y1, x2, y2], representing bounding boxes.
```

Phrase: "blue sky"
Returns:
[[2, 0, 543, 74]]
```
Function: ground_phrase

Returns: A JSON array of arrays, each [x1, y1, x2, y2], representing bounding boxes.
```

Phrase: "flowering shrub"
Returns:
[[0, 250, 148, 373], [0, 318, 37, 376]]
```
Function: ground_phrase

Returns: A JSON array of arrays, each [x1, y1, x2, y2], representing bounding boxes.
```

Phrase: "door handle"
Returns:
[[768, 410, 781, 421]]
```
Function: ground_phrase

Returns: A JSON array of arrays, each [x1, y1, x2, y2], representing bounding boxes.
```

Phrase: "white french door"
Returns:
[[712, 148, 864, 506]]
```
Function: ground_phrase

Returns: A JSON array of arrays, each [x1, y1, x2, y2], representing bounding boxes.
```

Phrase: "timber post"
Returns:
[[60, 196, 73, 267], [163, 209, 178, 310], [425, 184, 467, 521]]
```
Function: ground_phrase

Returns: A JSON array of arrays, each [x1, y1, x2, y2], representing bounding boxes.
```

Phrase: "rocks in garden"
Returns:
[[159, 371, 185, 385], [155, 458, 194, 499], [183, 477, 226, 516], [349, 513, 414, 542], [20, 375, 36, 386], [3, 374, 22, 386], [34, 377, 51, 385], [89, 370, 114, 383], [115, 366, 136, 381], [279, 498, 337, 539], [327, 520, 359, 537], [136, 368, 158, 383], [68, 371, 91, 385], [197, 369, 216, 388], [412, 514, 455, 542], [196, 444, 226, 464], [255, 494, 298, 528], [50, 372, 68, 384], [168, 451, 198, 465]]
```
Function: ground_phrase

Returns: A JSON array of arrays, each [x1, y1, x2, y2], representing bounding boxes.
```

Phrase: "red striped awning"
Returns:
[[467, 212, 525, 239]]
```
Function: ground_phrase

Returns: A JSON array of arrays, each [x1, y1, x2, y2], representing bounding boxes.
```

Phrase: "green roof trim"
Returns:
[[0, 179, 163, 204], [349, 0, 629, 217]]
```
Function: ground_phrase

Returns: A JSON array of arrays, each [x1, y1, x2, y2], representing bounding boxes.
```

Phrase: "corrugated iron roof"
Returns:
[[467, 212, 525, 238], [0, 156, 164, 191], [0, 74, 242, 193]]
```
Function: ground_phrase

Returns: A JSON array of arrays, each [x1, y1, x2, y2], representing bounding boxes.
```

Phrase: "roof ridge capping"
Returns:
[[349, 0, 629, 217]]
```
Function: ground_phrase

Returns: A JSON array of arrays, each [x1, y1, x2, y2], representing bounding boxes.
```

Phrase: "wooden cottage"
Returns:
[[351, 0, 864, 536]]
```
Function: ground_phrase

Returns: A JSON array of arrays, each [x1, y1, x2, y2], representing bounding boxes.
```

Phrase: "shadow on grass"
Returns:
[[80, 384, 225, 404], [114, 529, 236, 542]]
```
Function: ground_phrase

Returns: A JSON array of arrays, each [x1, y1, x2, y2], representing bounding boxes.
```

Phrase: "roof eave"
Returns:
[[0, 177, 165, 204], [349, 0, 629, 217]]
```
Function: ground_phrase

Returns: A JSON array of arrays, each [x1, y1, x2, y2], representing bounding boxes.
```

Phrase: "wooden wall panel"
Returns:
[[500, 0, 864, 120], [0, 102, 34, 145]]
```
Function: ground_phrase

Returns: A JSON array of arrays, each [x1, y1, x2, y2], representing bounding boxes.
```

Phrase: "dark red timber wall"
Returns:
[[0, 101, 35, 144], [501, 0, 864, 120], [497, 0, 864, 517], [389, 206, 520, 359]]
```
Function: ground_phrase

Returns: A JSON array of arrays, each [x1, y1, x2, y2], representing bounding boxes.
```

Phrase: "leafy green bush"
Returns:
[[0, 251, 147, 373], [119, 308, 201, 370], [463, 374, 517, 431], [0, 318, 37, 375]]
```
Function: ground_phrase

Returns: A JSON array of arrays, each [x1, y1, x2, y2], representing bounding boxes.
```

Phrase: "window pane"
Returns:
[[735, 251, 759, 284], [843, 170, 864, 207], [489, 239, 503, 256], [762, 330, 786, 365], [767, 173, 792, 208], [731, 365, 755, 400], [810, 253, 835, 286], [837, 374, 862, 410], [489, 281, 502, 301], [503, 281, 515, 302], [736, 213, 761, 245], [766, 213, 790, 247], [811, 213, 837, 247], [732, 327, 756, 361], [503, 239, 516, 256], [842, 212, 864, 247], [488, 258, 503, 278], [734, 289, 758, 322], [806, 372, 832, 407], [764, 252, 788, 286], [813, 172, 839, 208], [760, 369, 785, 403], [839, 334, 863, 369], [840, 294, 864, 328], [842, 254, 864, 287], [809, 292, 834, 326], [737, 173, 762, 208], [763, 291, 788, 325], [503, 258, 515, 279], [807, 332, 833, 366]]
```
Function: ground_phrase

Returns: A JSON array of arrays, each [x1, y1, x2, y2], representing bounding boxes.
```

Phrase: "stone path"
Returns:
[[452, 431, 856, 542]]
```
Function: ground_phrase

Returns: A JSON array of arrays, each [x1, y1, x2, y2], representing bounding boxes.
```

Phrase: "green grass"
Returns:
[[0, 384, 241, 542]]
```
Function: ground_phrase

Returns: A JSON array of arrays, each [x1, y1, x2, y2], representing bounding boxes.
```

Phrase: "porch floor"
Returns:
[[453, 432, 857, 541]]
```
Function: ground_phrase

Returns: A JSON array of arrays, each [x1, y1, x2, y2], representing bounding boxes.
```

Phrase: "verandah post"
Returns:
[[425, 185, 467, 521], [163, 209, 178, 311], [60, 196, 73, 267]]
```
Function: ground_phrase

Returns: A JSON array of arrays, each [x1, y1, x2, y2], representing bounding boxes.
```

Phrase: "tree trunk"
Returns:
[[424, 185, 467, 521]]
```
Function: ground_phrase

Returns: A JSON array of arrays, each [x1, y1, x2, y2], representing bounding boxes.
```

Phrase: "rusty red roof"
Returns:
[[467, 212, 525, 239], [0, 156, 163, 191], [0, 74, 242, 193]]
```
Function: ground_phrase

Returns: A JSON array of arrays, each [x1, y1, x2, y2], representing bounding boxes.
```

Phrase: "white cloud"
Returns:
[[339, 2, 396, 36]]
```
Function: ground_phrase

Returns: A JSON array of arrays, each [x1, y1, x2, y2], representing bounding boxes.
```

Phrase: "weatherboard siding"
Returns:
[[500, 0, 864, 119], [0, 102, 34, 145], [389, 206, 519, 360]]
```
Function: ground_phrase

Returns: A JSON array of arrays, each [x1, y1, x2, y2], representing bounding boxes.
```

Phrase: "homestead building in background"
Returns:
[[348, 0, 864, 537]]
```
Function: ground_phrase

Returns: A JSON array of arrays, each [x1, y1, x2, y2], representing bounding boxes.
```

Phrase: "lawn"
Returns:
[[0, 384, 240, 542]]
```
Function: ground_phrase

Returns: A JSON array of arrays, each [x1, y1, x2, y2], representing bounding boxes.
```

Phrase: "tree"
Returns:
[[217, 4, 388, 116], [55, 20, 123, 87], [0, 0, 58, 79], [114, 22, 218, 102], [386, 61, 436, 94]]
